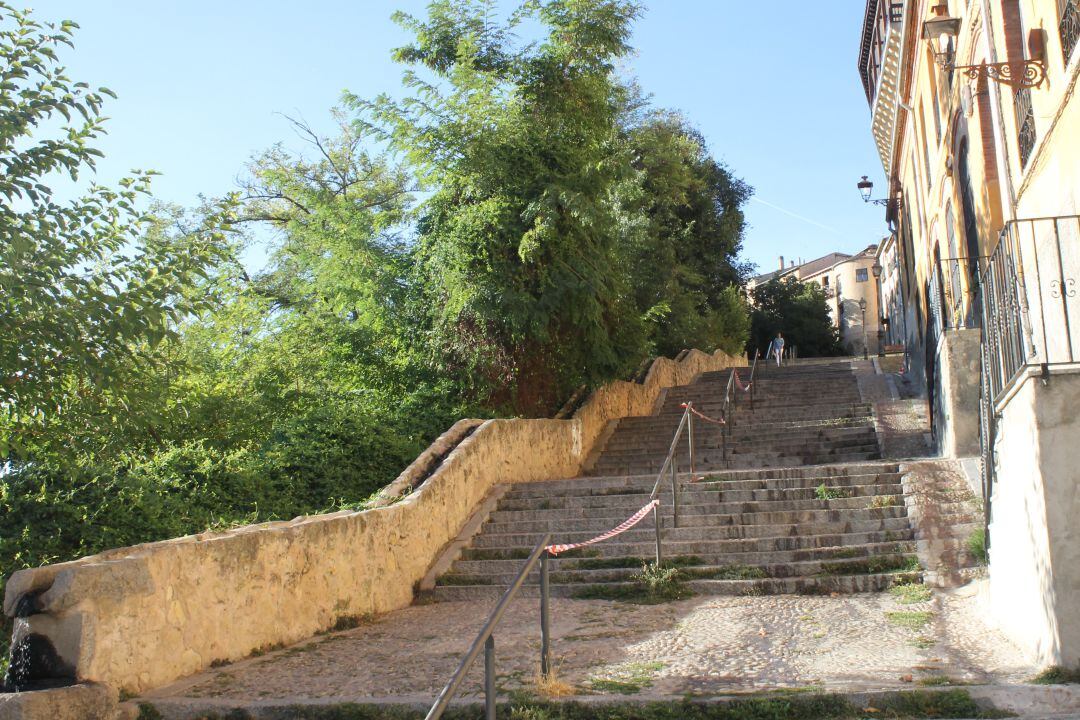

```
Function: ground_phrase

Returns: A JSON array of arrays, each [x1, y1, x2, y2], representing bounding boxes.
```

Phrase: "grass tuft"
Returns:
[[1030, 665, 1080, 684], [815, 483, 850, 500], [886, 610, 934, 631], [967, 527, 988, 565], [890, 581, 933, 604]]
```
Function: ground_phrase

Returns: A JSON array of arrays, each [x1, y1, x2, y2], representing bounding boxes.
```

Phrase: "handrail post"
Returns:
[[484, 635, 496, 720], [687, 404, 695, 482], [653, 505, 663, 566], [670, 454, 680, 528], [721, 410, 728, 460], [540, 550, 551, 678]]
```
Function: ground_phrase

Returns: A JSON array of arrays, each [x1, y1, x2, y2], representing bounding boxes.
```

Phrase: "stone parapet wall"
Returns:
[[2, 349, 741, 696]]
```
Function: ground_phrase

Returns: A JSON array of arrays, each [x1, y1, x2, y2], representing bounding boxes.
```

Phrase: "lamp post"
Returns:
[[858, 297, 868, 360], [872, 259, 885, 357], [922, 2, 1046, 88]]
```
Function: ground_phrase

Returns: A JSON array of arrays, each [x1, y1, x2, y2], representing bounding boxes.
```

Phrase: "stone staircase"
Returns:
[[425, 361, 922, 601]]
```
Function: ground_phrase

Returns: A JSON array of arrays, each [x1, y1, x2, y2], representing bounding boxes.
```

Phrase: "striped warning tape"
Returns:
[[680, 402, 726, 425], [546, 499, 660, 556]]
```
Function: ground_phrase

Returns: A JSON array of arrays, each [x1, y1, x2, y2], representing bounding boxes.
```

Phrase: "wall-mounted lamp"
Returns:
[[922, 3, 1045, 88], [857, 176, 890, 206]]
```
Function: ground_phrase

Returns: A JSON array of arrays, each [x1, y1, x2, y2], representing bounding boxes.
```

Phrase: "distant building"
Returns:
[[746, 247, 884, 356]]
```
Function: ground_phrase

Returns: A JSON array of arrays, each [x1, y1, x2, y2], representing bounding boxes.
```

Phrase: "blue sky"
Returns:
[[31, 1, 889, 276]]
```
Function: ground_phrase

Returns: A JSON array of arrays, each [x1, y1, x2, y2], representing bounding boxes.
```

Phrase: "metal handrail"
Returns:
[[427, 362, 750, 719], [426, 532, 553, 720], [747, 349, 759, 411]]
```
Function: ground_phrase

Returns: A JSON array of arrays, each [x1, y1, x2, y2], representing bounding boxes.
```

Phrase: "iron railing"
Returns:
[[425, 364, 749, 718], [978, 342, 996, 550], [981, 215, 1080, 403], [930, 256, 986, 330], [1014, 87, 1037, 168], [425, 534, 553, 720], [1062, 0, 1080, 65]]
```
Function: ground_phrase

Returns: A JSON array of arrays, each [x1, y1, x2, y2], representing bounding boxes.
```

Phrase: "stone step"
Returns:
[[481, 513, 911, 539], [470, 525, 916, 552], [496, 480, 902, 511], [503, 470, 903, 499], [591, 449, 883, 474], [598, 433, 879, 456], [600, 425, 877, 449], [440, 553, 919, 586], [460, 539, 916, 567], [424, 570, 921, 601]]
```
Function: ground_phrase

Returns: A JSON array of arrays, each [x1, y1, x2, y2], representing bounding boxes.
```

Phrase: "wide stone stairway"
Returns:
[[428, 360, 921, 601]]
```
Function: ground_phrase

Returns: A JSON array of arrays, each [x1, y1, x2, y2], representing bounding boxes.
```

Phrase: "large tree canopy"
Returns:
[[622, 112, 751, 358]]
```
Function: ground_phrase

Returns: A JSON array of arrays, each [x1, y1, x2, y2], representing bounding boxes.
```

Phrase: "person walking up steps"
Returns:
[[769, 332, 785, 367]]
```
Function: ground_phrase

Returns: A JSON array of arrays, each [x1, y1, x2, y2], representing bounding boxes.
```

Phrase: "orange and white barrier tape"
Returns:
[[734, 371, 752, 393], [680, 402, 726, 425], [546, 499, 659, 556]]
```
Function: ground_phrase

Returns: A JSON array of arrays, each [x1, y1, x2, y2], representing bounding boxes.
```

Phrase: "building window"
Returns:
[[920, 110, 933, 189], [1015, 87, 1036, 167], [1061, 0, 1080, 66], [856, 268, 869, 282], [823, 276, 830, 287]]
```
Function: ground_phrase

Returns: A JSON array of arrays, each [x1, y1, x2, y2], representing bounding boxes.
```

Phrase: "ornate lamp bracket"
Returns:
[[953, 59, 1047, 89]]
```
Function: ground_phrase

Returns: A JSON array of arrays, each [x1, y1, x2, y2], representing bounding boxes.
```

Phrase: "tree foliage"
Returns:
[[0, 3, 236, 461], [352, 0, 650, 414], [748, 278, 842, 358], [621, 112, 752, 358]]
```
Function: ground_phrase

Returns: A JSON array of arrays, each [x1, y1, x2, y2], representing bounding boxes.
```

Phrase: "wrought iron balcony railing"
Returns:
[[1014, 87, 1037, 168], [1062, 0, 1080, 66], [981, 215, 1080, 404]]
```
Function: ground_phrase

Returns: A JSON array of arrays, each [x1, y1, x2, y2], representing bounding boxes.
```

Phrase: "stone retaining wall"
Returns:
[[2, 349, 741, 696]]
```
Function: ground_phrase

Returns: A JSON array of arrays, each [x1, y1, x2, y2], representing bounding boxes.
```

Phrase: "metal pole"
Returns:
[[721, 413, 728, 460], [484, 635, 496, 720], [653, 506, 663, 566], [540, 551, 551, 678], [687, 405, 695, 482], [670, 455, 680, 528]]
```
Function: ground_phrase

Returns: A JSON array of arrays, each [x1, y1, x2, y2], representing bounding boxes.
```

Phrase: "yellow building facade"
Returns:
[[859, 0, 1080, 664]]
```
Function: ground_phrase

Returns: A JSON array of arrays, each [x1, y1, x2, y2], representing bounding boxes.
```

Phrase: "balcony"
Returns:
[[982, 216, 1080, 403], [858, 1, 905, 176], [1062, 0, 1080, 66]]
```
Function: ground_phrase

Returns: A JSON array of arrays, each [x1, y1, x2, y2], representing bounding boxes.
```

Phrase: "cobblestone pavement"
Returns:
[[146, 582, 1035, 705]]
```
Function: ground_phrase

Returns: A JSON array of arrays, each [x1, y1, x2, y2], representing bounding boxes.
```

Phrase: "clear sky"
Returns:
[[30, 1, 890, 276]]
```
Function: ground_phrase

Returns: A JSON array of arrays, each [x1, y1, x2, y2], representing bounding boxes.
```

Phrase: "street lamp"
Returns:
[[872, 260, 885, 357], [858, 297, 868, 360], [857, 176, 890, 206], [922, 2, 1046, 88]]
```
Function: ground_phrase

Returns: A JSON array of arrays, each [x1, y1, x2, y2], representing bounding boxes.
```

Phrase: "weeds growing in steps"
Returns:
[[1030, 665, 1080, 684], [818, 554, 920, 577], [437, 574, 494, 586], [572, 562, 693, 603], [815, 483, 851, 500], [967, 527, 988, 565], [891, 581, 933, 604]]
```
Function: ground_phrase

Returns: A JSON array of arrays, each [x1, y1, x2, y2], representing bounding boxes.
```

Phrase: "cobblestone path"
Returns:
[[146, 580, 1034, 706]]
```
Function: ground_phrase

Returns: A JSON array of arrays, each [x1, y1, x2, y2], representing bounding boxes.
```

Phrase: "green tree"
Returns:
[[748, 277, 842, 358], [352, 0, 648, 415], [0, 4, 236, 461], [621, 112, 752, 357]]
